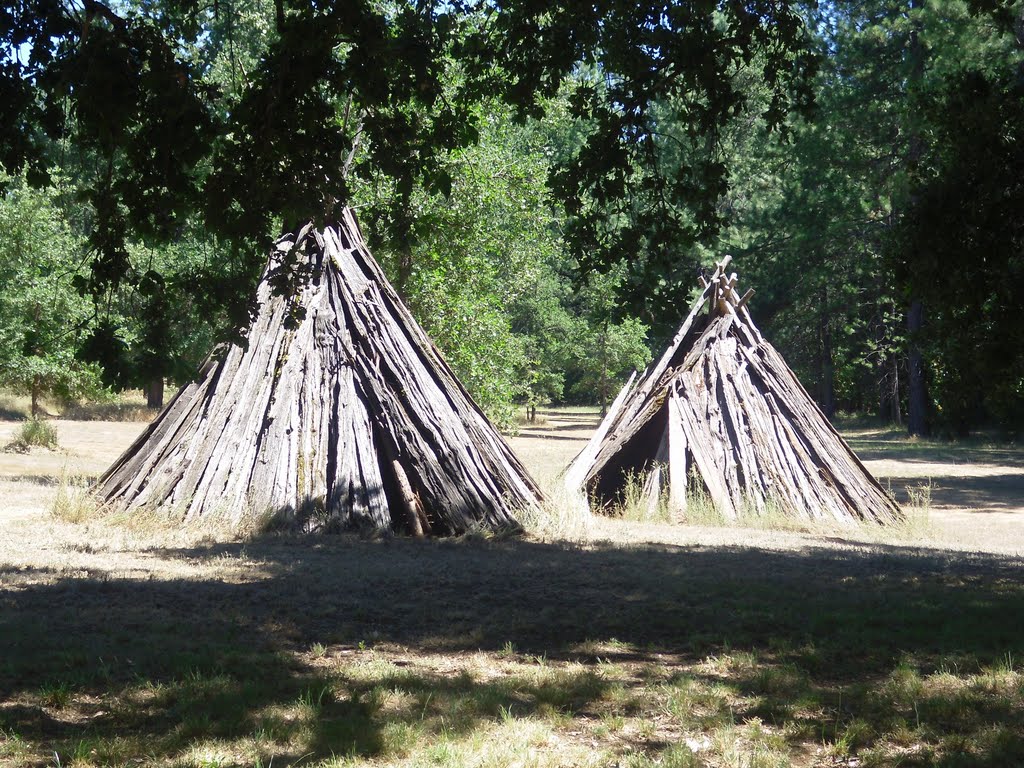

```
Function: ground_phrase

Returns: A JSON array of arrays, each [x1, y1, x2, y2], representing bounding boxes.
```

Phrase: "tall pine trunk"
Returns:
[[395, 243, 414, 302], [905, 1, 930, 437], [906, 299, 929, 436], [598, 320, 609, 416], [878, 356, 902, 426], [145, 378, 164, 409], [818, 293, 835, 419]]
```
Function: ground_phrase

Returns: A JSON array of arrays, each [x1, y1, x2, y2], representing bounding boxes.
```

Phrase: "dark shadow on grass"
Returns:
[[670, 660, 1024, 768], [878, 474, 1024, 512], [845, 436, 1024, 468], [510, 431, 591, 442], [2, 535, 1024, 763]]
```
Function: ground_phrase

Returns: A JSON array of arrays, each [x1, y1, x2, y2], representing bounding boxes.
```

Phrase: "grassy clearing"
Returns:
[[61, 398, 159, 422], [0, 388, 157, 422], [841, 422, 1022, 467], [2, 409, 1024, 766], [3, 522, 1024, 767]]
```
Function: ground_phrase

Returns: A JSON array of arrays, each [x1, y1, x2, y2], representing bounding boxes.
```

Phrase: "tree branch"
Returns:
[[82, 0, 128, 38], [341, 112, 367, 180]]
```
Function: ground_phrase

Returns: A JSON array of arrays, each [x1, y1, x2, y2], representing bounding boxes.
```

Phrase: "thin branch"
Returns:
[[341, 112, 367, 180]]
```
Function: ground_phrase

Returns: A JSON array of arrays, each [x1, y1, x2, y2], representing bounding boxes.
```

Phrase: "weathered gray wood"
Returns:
[[96, 210, 542, 534], [666, 394, 687, 517], [570, 256, 903, 526]]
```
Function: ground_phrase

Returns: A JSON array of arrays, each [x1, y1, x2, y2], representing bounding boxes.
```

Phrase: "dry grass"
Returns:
[[512, 408, 1024, 555], [1, 408, 1024, 767], [0, 388, 158, 422]]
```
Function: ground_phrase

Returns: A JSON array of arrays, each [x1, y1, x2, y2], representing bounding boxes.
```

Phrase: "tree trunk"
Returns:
[[145, 378, 164, 409], [395, 243, 414, 302], [904, 4, 929, 437], [907, 298, 929, 436], [30, 303, 42, 419], [393, 189, 416, 302], [598, 320, 609, 416], [890, 356, 902, 426], [878, 356, 902, 425], [818, 295, 835, 419]]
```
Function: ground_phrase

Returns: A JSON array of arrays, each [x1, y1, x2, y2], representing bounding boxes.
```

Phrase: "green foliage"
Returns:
[[80, 230, 236, 395], [413, 273, 528, 430], [360, 99, 652, 423], [0, 173, 238, 404], [696, 0, 1024, 434], [501, 2, 816, 285], [899, 65, 1024, 435], [0, 172, 106, 414], [356, 106, 555, 427], [1, 0, 816, 317], [0, 0, 1020, 436], [508, 238, 651, 411], [565, 316, 651, 407], [700, 4, 910, 419]]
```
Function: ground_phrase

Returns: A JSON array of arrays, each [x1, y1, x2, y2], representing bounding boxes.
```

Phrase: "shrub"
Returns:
[[8, 417, 59, 451]]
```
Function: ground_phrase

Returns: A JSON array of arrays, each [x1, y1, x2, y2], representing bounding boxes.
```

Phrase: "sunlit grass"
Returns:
[[3, 409, 1024, 766], [6, 611, 1024, 767]]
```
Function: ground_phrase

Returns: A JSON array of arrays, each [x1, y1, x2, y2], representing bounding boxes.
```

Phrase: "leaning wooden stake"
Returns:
[[97, 209, 542, 534], [569, 257, 902, 526]]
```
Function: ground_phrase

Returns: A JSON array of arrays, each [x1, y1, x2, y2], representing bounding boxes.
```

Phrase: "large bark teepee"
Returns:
[[565, 257, 902, 526], [97, 209, 542, 535]]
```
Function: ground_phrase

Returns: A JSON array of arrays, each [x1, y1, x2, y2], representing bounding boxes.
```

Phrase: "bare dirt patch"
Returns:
[[0, 420, 147, 525]]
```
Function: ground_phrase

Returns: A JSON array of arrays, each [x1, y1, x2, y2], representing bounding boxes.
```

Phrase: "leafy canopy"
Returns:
[[1, 0, 816, 299], [0, 172, 105, 414]]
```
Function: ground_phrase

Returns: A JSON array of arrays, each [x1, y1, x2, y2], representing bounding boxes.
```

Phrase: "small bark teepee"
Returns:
[[565, 257, 902, 525], [97, 209, 542, 535]]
